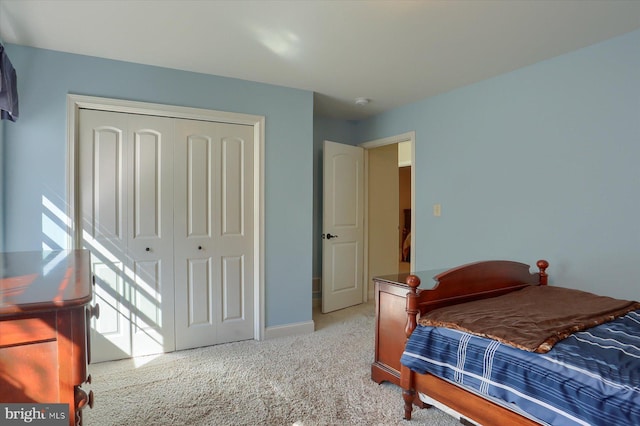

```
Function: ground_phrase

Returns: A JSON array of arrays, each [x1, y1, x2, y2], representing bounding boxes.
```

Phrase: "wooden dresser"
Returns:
[[0, 250, 98, 426], [371, 269, 445, 386]]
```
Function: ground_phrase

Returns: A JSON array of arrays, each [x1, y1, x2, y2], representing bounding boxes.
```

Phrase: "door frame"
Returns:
[[66, 94, 266, 340], [360, 131, 415, 300]]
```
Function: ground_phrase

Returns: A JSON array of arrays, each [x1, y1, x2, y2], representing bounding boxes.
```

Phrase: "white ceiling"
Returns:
[[1, 0, 639, 120]]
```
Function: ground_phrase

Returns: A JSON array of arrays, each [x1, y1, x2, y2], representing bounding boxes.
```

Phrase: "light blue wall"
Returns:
[[312, 116, 358, 279], [355, 29, 640, 300], [2, 45, 314, 328]]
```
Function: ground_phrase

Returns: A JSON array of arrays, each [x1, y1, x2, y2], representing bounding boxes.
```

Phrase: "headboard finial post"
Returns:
[[537, 259, 549, 286]]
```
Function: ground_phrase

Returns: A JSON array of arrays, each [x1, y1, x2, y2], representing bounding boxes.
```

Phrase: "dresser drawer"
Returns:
[[0, 340, 59, 402]]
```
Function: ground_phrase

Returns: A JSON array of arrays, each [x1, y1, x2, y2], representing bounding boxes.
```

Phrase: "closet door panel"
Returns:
[[92, 129, 123, 239], [187, 258, 213, 326], [221, 137, 243, 236], [82, 117, 125, 243], [127, 115, 176, 357], [214, 126, 255, 342], [92, 260, 131, 359], [174, 120, 254, 350], [132, 130, 162, 238], [174, 120, 219, 349], [130, 259, 165, 357], [186, 135, 212, 237], [79, 110, 131, 362], [79, 110, 175, 361], [221, 255, 244, 321]]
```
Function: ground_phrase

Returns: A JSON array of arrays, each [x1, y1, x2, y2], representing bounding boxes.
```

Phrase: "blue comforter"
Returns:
[[400, 310, 640, 426]]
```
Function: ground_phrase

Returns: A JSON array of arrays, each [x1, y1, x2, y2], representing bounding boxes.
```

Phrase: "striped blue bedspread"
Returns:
[[400, 310, 640, 426]]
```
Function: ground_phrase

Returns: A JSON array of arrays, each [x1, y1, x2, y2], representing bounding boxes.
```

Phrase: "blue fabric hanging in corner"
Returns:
[[0, 42, 19, 122]]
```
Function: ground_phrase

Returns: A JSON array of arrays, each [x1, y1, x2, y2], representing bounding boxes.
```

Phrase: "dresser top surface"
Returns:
[[0, 250, 92, 315]]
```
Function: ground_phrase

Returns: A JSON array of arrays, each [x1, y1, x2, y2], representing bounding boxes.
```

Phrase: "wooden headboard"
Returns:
[[403, 260, 549, 338]]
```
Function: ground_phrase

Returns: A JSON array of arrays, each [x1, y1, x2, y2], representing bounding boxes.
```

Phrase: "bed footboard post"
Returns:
[[401, 275, 422, 420], [537, 260, 549, 286], [404, 275, 421, 337], [402, 378, 415, 420]]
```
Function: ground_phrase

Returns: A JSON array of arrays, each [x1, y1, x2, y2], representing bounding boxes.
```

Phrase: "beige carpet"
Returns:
[[83, 300, 460, 425]]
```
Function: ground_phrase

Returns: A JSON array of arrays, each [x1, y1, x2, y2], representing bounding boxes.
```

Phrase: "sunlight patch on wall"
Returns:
[[41, 195, 72, 251]]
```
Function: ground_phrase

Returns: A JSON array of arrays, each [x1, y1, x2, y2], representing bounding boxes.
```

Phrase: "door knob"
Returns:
[[326, 233, 338, 240], [198, 246, 203, 250], [145, 247, 151, 252]]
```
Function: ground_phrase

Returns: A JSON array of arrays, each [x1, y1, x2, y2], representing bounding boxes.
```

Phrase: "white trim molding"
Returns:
[[360, 131, 416, 150], [264, 320, 315, 340]]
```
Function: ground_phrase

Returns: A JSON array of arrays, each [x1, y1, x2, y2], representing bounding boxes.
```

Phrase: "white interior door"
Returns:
[[173, 119, 255, 350], [79, 109, 175, 362], [322, 140, 364, 313]]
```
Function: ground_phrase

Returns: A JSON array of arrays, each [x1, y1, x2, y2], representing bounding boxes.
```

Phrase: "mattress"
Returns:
[[400, 310, 640, 426]]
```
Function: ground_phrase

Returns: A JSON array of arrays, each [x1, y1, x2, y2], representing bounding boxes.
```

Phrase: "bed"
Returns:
[[398, 259, 640, 426]]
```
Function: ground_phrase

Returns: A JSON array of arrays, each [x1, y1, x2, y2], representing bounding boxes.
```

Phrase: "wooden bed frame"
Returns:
[[400, 259, 549, 425]]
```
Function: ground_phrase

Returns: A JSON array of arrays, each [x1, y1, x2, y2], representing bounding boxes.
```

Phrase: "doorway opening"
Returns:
[[361, 132, 415, 299]]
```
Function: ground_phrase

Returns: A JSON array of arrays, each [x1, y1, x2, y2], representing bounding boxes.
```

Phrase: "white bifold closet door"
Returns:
[[173, 119, 254, 350], [79, 109, 175, 362], [79, 109, 254, 362]]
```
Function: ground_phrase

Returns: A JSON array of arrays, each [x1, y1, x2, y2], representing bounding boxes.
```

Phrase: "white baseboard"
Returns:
[[265, 320, 315, 340], [264, 276, 321, 339]]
